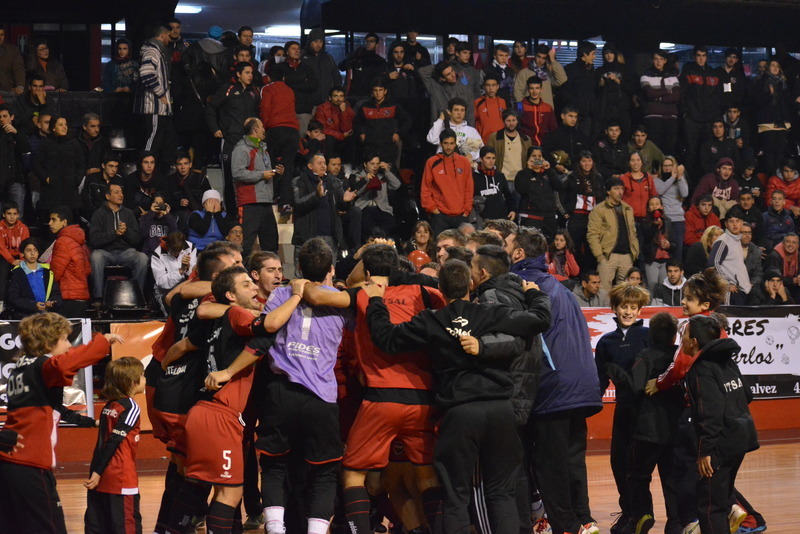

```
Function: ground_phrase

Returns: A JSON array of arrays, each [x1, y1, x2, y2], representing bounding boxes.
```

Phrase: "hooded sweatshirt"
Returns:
[[0, 220, 30, 265], [766, 167, 800, 208], [709, 230, 752, 294]]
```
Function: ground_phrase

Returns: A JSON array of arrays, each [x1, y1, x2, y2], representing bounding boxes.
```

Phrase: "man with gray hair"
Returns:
[[77, 112, 111, 175], [134, 24, 176, 171]]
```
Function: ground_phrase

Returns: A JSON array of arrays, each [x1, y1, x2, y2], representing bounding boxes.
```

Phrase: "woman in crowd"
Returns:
[[546, 229, 580, 283], [655, 156, 689, 260], [685, 225, 724, 277], [563, 151, 605, 270], [595, 43, 632, 138], [509, 40, 530, 73], [26, 38, 68, 91], [32, 115, 84, 223], [124, 151, 171, 217], [640, 196, 676, 293], [625, 267, 644, 286], [401, 220, 436, 260]]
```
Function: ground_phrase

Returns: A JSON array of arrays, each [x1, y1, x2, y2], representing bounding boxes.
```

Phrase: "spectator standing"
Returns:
[[385, 42, 419, 99], [542, 106, 590, 174], [11, 76, 50, 137], [353, 78, 411, 167], [473, 146, 514, 224], [134, 26, 176, 172], [640, 50, 681, 156], [6, 237, 61, 318], [512, 44, 567, 108], [47, 206, 91, 318], [655, 157, 689, 260], [426, 97, 483, 161], [102, 38, 139, 93], [339, 33, 388, 98], [419, 61, 476, 126], [420, 130, 474, 236], [692, 157, 740, 218], [754, 60, 792, 175], [562, 151, 605, 270], [206, 62, 261, 212], [485, 110, 531, 192], [167, 150, 211, 232], [517, 76, 558, 146], [165, 18, 190, 103], [698, 121, 741, 176], [174, 62, 219, 170], [571, 270, 609, 307], [738, 190, 765, 246], [594, 121, 629, 179], [685, 195, 721, 247], [82, 154, 125, 220], [736, 160, 765, 209], [482, 44, 515, 103], [680, 46, 720, 175], [32, 115, 83, 223], [0, 202, 29, 313], [187, 189, 228, 251], [89, 184, 148, 302], [231, 117, 283, 255], [450, 42, 483, 99], [302, 28, 342, 108], [270, 41, 316, 136], [715, 48, 747, 113], [595, 43, 633, 139], [640, 197, 676, 293], [587, 178, 639, 291], [474, 75, 507, 143], [620, 152, 657, 220], [0, 105, 30, 217], [561, 41, 597, 137], [515, 146, 565, 239], [25, 38, 68, 91], [709, 206, 751, 304], [0, 27, 25, 94], [627, 126, 665, 176], [402, 29, 431, 69], [762, 189, 796, 248], [259, 69, 300, 206]]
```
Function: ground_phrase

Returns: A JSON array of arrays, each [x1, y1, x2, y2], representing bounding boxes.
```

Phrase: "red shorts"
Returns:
[[145, 386, 170, 445], [184, 401, 245, 486], [343, 401, 436, 470]]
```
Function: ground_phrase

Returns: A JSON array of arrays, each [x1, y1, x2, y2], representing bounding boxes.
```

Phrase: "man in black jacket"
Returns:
[[680, 46, 721, 175], [272, 41, 319, 135], [339, 33, 388, 98], [594, 121, 628, 179], [543, 106, 591, 173], [366, 259, 551, 534], [561, 41, 597, 138], [291, 153, 355, 265], [206, 62, 260, 212], [0, 105, 30, 219], [353, 78, 411, 166]]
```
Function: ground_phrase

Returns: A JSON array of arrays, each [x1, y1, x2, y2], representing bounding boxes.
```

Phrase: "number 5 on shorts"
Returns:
[[222, 450, 232, 470]]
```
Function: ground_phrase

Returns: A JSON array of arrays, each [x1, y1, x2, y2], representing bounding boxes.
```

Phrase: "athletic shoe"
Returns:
[[736, 526, 767, 533], [579, 522, 601, 534], [242, 513, 265, 529], [533, 517, 553, 534], [611, 513, 632, 534], [729, 505, 747, 533], [682, 520, 700, 534], [632, 514, 655, 534]]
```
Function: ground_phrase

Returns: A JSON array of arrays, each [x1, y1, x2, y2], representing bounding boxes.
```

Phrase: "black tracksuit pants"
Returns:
[[434, 399, 522, 534], [628, 438, 681, 534]]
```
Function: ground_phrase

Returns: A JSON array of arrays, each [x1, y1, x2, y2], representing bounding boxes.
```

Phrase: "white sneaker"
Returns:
[[579, 522, 601, 534], [729, 504, 747, 533], [682, 520, 701, 534]]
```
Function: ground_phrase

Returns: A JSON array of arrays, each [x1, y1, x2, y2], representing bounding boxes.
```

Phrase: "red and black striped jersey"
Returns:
[[90, 397, 141, 495]]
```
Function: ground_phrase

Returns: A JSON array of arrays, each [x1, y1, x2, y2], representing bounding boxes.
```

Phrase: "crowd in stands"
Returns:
[[0, 18, 783, 534]]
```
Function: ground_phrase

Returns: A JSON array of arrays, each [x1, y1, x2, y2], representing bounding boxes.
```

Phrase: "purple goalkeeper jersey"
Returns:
[[264, 285, 353, 402]]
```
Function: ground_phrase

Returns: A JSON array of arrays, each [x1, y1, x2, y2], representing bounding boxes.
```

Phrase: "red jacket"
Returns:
[[50, 224, 91, 300], [474, 95, 507, 143], [684, 205, 721, 246], [259, 81, 299, 130], [766, 174, 800, 209], [0, 220, 30, 265], [621, 172, 657, 219], [546, 250, 580, 281], [517, 98, 557, 145], [420, 153, 474, 216], [314, 101, 355, 141]]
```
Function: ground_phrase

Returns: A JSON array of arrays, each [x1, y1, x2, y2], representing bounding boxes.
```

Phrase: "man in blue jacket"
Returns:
[[505, 226, 604, 534]]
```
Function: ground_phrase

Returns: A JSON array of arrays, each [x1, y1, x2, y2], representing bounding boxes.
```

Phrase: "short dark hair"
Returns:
[[328, 85, 345, 97], [438, 259, 471, 299], [666, 258, 683, 270], [633, 124, 648, 135], [493, 44, 510, 55], [298, 237, 333, 282], [687, 314, 721, 350], [434, 61, 452, 78], [1, 201, 20, 214], [605, 177, 624, 192], [693, 45, 708, 55], [649, 312, 678, 348], [197, 248, 233, 281], [248, 251, 281, 273], [211, 266, 248, 304], [467, 230, 503, 248], [307, 119, 324, 132], [534, 44, 550, 56], [49, 206, 73, 225], [176, 149, 191, 162], [561, 105, 579, 115], [695, 194, 713, 206], [482, 219, 517, 240], [370, 77, 388, 90], [501, 109, 518, 121], [512, 227, 547, 259], [474, 245, 510, 278], [653, 49, 669, 60], [362, 244, 399, 277], [365, 33, 380, 43], [605, 120, 621, 130], [445, 246, 474, 264], [439, 128, 457, 144], [479, 146, 496, 159], [447, 97, 467, 110], [577, 41, 597, 58], [526, 76, 543, 87], [483, 74, 500, 85], [19, 237, 42, 255], [238, 25, 254, 36]]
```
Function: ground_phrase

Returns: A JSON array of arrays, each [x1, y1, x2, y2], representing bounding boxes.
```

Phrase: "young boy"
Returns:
[[84, 356, 146, 534], [0, 201, 30, 312], [6, 237, 62, 319], [474, 75, 507, 143], [365, 259, 551, 534], [610, 312, 683, 534], [593, 283, 651, 534], [684, 195, 721, 247], [0, 313, 122, 532], [683, 315, 759, 534], [49, 206, 92, 318]]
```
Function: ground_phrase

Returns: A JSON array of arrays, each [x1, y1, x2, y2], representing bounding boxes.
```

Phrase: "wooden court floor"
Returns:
[[55, 440, 799, 533]]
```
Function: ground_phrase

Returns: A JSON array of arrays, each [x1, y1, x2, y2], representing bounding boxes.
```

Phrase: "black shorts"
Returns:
[[84, 490, 142, 534], [0, 460, 66, 534], [255, 376, 343, 464]]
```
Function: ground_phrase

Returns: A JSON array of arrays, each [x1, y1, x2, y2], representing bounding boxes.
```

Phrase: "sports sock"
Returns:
[[155, 462, 183, 533], [307, 517, 331, 534], [264, 506, 285, 534], [165, 480, 211, 533], [421, 486, 443, 534], [205, 501, 236, 534], [343, 486, 372, 534]]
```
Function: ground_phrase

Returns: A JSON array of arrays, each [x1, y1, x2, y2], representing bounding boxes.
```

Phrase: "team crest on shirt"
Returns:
[[711, 146, 718, 154], [221, 470, 232, 479], [456, 168, 463, 174]]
